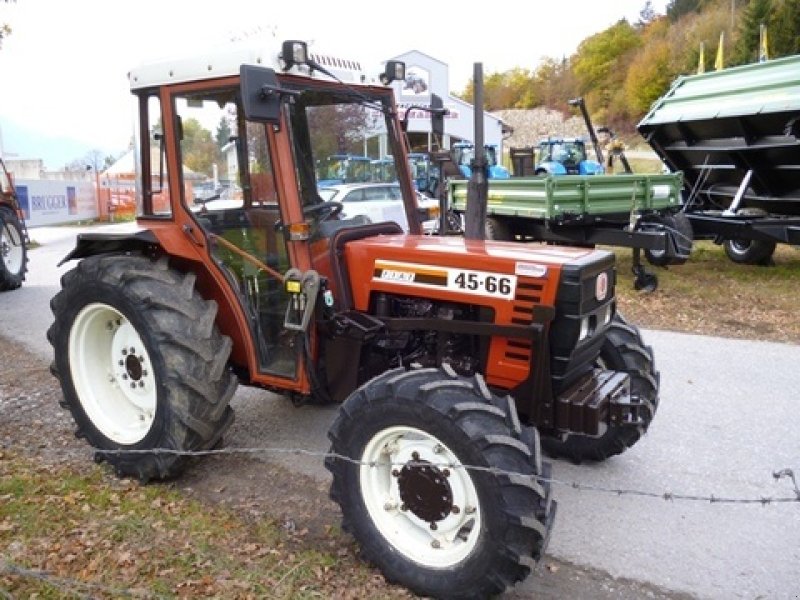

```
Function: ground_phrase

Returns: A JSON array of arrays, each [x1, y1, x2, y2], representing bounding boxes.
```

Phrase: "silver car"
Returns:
[[319, 183, 439, 233]]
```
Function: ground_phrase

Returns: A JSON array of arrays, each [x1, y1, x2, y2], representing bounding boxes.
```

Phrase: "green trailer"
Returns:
[[448, 172, 690, 290], [638, 54, 800, 265]]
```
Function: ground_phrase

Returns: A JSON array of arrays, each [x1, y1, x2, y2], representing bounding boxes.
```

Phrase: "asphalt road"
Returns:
[[3, 223, 799, 599]]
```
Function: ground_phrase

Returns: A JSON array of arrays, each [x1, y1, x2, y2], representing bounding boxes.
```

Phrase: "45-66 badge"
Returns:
[[373, 260, 517, 299]]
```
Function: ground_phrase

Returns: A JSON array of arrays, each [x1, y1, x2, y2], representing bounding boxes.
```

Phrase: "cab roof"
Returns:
[[128, 40, 382, 91]]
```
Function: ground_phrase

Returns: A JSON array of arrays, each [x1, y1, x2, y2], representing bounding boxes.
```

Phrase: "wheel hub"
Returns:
[[68, 303, 157, 445], [359, 426, 483, 568], [398, 460, 453, 523]]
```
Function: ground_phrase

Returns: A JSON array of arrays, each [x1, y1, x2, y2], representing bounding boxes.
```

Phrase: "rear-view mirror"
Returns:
[[240, 65, 282, 124]]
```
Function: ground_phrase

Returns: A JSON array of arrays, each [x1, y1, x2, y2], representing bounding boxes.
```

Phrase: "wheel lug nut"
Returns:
[[433, 444, 443, 454], [465, 505, 476, 515], [400, 504, 407, 512], [383, 501, 396, 511], [411, 451, 419, 461], [142, 370, 148, 377], [429, 522, 438, 531], [431, 540, 441, 549], [122, 374, 128, 380], [138, 381, 144, 388], [130, 383, 136, 389], [118, 360, 124, 366], [122, 349, 127, 355], [129, 347, 135, 354], [392, 469, 400, 477], [442, 469, 450, 478], [451, 505, 460, 515]]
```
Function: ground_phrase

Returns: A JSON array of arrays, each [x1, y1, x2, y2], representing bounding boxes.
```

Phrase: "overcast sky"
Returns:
[[0, 0, 667, 168]]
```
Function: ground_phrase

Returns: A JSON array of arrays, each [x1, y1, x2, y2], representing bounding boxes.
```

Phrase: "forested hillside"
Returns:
[[458, 0, 800, 132]]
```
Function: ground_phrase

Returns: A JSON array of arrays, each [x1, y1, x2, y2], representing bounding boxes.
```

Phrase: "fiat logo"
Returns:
[[595, 272, 608, 301]]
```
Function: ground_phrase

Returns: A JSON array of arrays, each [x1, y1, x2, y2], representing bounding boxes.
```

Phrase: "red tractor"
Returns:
[[0, 157, 28, 290], [49, 40, 658, 598]]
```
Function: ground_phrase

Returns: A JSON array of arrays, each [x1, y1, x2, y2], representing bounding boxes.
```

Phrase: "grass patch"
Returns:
[[0, 453, 406, 599], [612, 241, 800, 343]]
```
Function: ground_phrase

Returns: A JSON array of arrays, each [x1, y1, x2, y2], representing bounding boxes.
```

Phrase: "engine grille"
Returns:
[[550, 251, 616, 393]]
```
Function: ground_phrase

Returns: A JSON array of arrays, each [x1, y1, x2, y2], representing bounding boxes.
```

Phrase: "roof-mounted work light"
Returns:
[[280, 40, 309, 71]]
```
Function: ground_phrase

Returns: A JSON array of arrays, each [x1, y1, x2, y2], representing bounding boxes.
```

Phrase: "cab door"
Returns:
[[173, 87, 299, 379]]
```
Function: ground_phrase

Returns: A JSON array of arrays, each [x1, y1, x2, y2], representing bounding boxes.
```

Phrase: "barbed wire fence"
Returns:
[[2, 441, 798, 598], [0, 559, 158, 600], [6, 442, 800, 505]]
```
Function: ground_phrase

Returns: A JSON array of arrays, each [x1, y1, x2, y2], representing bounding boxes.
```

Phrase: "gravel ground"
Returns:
[[0, 330, 693, 600]]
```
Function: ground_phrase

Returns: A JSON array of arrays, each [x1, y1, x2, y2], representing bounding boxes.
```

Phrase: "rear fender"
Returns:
[[57, 230, 161, 266]]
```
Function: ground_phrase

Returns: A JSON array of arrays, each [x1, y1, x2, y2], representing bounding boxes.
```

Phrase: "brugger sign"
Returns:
[[15, 179, 97, 226]]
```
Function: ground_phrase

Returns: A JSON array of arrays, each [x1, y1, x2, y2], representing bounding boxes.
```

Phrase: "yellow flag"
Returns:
[[759, 23, 769, 62], [715, 32, 725, 71], [698, 42, 705, 74]]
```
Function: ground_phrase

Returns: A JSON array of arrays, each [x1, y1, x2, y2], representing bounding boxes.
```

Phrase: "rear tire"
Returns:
[[542, 315, 659, 462], [485, 216, 511, 241], [48, 254, 236, 481], [326, 366, 555, 599], [0, 209, 27, 291], [723, 238, 776, 265], [644, 212, 693, 267]]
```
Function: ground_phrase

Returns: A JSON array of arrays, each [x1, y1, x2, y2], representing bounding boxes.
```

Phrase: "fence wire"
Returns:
[[16, 442, 800, 506], [2, 444, 798, 598], [0, 559, 157, 599]]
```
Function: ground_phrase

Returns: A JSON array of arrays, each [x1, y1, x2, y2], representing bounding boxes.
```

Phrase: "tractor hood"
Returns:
[[342, 233, 614, 311]]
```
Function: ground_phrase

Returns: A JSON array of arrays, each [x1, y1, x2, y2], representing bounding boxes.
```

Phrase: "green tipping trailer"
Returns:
[[448, 172, 689, 290], [638, 54, 800, 264]]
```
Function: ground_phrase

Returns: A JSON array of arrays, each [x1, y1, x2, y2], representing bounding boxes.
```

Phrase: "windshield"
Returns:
[[539, 141, 586, 163], [284, 86, 408, 233]]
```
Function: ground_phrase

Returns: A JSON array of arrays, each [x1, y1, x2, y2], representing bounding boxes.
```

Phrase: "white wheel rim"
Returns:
[[0, 220, 23, 274], [360, 426, 482, 568], [68, 303, 157, 444]]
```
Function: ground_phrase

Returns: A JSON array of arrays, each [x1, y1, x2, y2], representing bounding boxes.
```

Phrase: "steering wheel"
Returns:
[[303, 201, 343, 221]]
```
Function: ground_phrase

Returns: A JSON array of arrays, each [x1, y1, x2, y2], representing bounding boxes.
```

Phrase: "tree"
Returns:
[[65, 149, 108, 173], [179, 118, 219, 177], [625, 38, 675, 114], [733, 0, 771, 64], [215, 116, 233, 150], [666, 0, 703, 22], [638, 1, 658, 27], [0, 0, 14, 50], [770, 0, 800, 57], [571, 19, 642, 123]]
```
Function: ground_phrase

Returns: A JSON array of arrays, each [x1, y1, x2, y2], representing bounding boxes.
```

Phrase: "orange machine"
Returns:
[[49, 40, 658, 599]]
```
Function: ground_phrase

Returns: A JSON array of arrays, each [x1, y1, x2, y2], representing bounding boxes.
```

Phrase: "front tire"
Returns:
[[48, 254, 236, 481], [0, 209, 27, 291], [326, 366, 555, 599], [542, 315, 659, 462]]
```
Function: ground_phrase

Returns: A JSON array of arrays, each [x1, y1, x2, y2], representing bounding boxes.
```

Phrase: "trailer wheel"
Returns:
[[48, 254, 236, 482], [326, 367, 555, 599], [0, 209, 27, 291], [485, 216, 512, 241], [644, 212, 693, 267], [723, 238, 776, 265], [542, 315, 659, 462]]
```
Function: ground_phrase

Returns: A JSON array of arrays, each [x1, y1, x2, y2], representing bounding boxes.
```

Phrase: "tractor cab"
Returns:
[[124, 40, 419, 387], [452, 142, 510, 179], [535, 137, 604, 175]]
